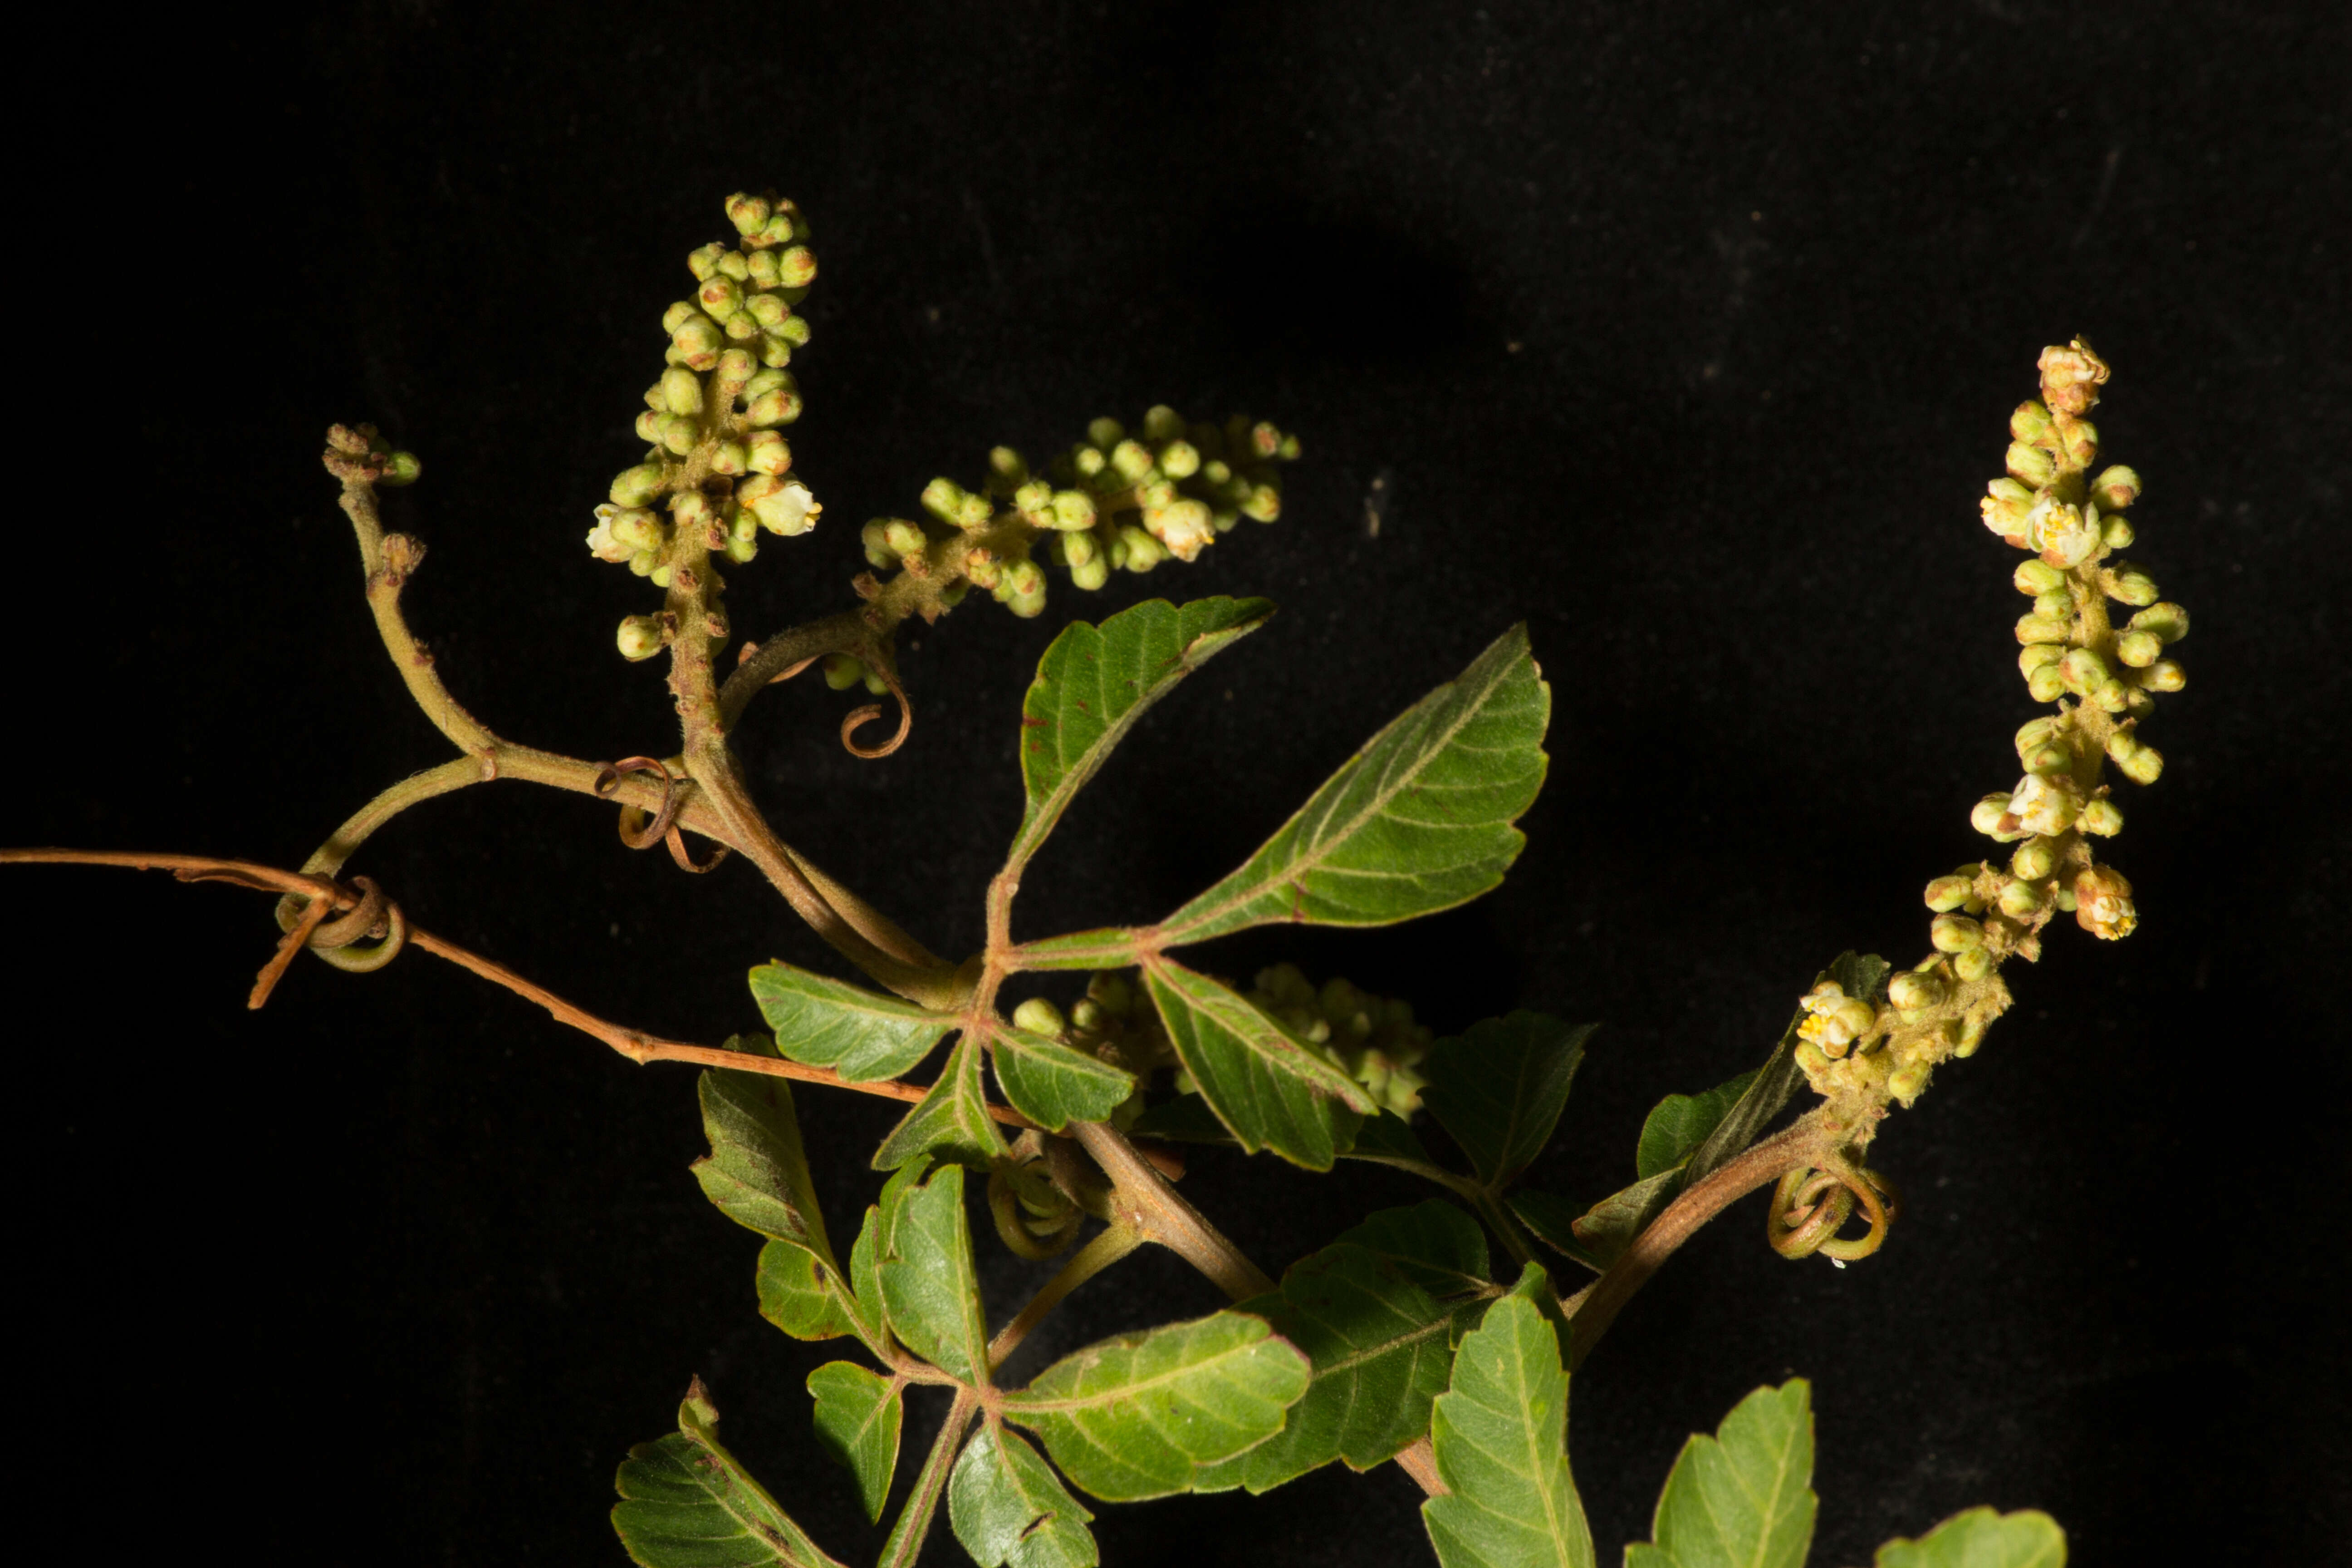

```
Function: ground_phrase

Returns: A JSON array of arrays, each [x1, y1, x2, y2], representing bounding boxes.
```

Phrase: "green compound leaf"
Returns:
[[1331, 1199, 1493, 1299], [1010, 596, 1274, 870], [876, 1162, 990, 1385], [1624, 1380, 1816, 1568], [1421, 1264, 1596, 1568], [613, 1379, 847, 1568], [750, 962, 957, 1084], [1636, 1070, 1758, 1182], [1195, 1242, 1472, 1494], [1686, 951, 1886, 1186], [807, 1362, 903, 1524], [1156, 622, 1548, 944], [873, 1034, 1009, 1172], [690, 1046, 836, 1260], [1874, 1508, 2066, 1568], [1422, 1013, 1594, 1190], [949, 1421, 1100, 1568], [1001, 1311, 1312, 1501], [990, 1023, 1135, 1132], [1142, 956, 1376, 1170]]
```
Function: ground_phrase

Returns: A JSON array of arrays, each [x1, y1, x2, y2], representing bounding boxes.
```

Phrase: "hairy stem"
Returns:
[[877, 1388, 980, 1568], [1565, 1114, 1833, 1370], [986, 1221, 1145, 1372], [1068, 1119, 1275, 1300]]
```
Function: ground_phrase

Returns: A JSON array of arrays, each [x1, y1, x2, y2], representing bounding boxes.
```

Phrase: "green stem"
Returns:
[[876, 1387, 980, 1568], [296, 756, 489, 877], [986, 1222, 1145, 1372], [1471, 1188, 1537, 1272]]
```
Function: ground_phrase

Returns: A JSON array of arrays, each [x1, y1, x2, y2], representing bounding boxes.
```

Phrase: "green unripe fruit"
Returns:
[[611, 462, 666, 507], [2010, 836, 2060, 881], [617, 615, 666, 662], [2079, 798, 2124, 837], [1012, 997, 1066, 1037], [2013, 559, 2066, 596], [726, 192, 772, 235]]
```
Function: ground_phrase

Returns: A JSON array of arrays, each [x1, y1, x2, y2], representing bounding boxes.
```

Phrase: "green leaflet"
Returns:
[[755, 1238, 856, 1341], [689, 1049, 836, 1262], [1001, 1311, 1312, 1501], [1874, 1508, 2066, 1568], [1142, 957, 1374, 1169], [613, 1379, 846, 1568], [1155, 622, 1549, 943], [749, 962, 957, 1083], [807, 1362, 902, 1523], [990, 1022, 1135, 1131], [1624, 1380, 1816, 1568], [1193, 1241, 1469, 1493], [949, 1421, 1100, 1568], [1509, 1187, 1615, 1274], [1422, 1012, 1593, 1190], [1685, 951, 1886, 1186], [873, 1034, 1009, 1171], [1341, 1108, 1442, 1171], [876, 1162, 990, 1384], [1330, 1198, 1493, 1299], [1421, 1264, 1596, 1568], [1005, 926, 1142, 973], [1009, 596, 1274, 870], [1637, 1070, 1758, 1181]]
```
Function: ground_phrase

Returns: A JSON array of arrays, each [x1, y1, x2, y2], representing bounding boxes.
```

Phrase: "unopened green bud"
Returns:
[[862, 666, 889, 696], [823, 653, 864, 691], [2021, 740, 2073, 776], [1139, 405, 1185, 442], [962, 547, 1003, 590], [1925, 874, 1975, 911], [634, 410, 665, 444], [1970, 795, 2014, 837], [2129, 603, 2190, 643], [661, 415, 699, 456], [2107, 734, 2164, 785], [1996, 878, 2048, 918], [2015, 613, 2070, 645], [988, 446, 1029, 495], [2079, 798, 2124, 837], [716, 250, 750, 281], [1247, 421, 1281, 459], [1059, 528, 1097, 568], [1888, 970, 1945, 1011], [2010, 836, 2060, 881], [746, 431, 791, 475], [724, 532, 759, 564], [617, 615, 666, 662], [1138, 478, 1178, 510], [1117, 525, 1165, 572], [1241, 482, 1282, 522], [2018, 644, 2066, 679], [2009, 400, 2054, 444], [1050, 490, 1096, 530], [747, 385, 803, 428], [1928, 912, 1985, 950], [777, 246, 817, 287], [1109, 439, 1155, 482], [2006, 441, 2057, 488], [861, 520, 894, 568], [1158, 439, 1200, 478], [2101, 515, 2136, 550], [2026, 662, 2067, 703], [1952, 947, 1996, 983], [729, 504, 758, 544], [1087, 416, 1124, 450], [657, 368, 703, 417], [2032, 589, 2073, 622], [1069, 553, 1110, 591], [2057, 416, 2098, 470], [672, 314, 722, 368], [2136, 658, 2186, 693], [745, 291, 788, 329], [1793, 1039, 1832, 1078], [715, 349, 757, 398], [758, 331, 794, 369], [883, 519, 928, 557], [1073, 445, 1108, 480], [2114, 628, 2161, 668], [958, 491, 994, 529], [921, 478, 970, 526], [775, 314, 811, 347], [687, 242, 728, 280], [697, 274, 743, 320], [2073, 863, 2137, 940], [700, 440, 742, 477], [662, 300, 701, 335], [1012, 479, 1054, 518], [611, 462, 666, 507], [2013, 559, 2066, 596], [2106, 566, 2160, 607], [745, 248, 782, 289], [628, 549, 658, 577], [1886, 1063, 1929, 1104], [2059, 647, 2111, 695], [726, 192, 772, 235], [611, 508, 663, 551], [1002, 558, 1045, 599], [2091, 464, 2141, 510], [1012, 997, 1065, 1037]]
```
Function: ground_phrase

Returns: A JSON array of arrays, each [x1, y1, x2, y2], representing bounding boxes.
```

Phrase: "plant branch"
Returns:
[[1068, 1119, 1275, 1300], [986, 1220, 1145, 1372], [1565, 1113, 1835, 1371]]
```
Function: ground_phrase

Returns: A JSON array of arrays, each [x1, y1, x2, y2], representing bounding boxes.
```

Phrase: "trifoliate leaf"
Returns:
[[1623, 1380, 1815, 1568], [1422, 1013, 1594, 1190], [990, 1023, 1135, 1132], [1009, 596, 1274, 869], [807, 1362, 903, 1524], [690, 1050, 836, 1266], [876, 1163, 990, 1385], [613, 1379, 847, 1568], [1000, 1311, 1312, 1501], [1155, 623, 1548, 943], [1331, 1199, 1493, 1299], [1685, 951, 1886, 1186], [1421, 1264, 1595, 1568], [1636, 1070, 1758, 1182], [750, 962, 957, 1083], [872, 1034, 1009, 1172], [1194, 1242, 1472, 1494], [949, 1421, 1099, 1568], [1873, 1508, 2066, 1568], [1142, 956, 1375, 1170]]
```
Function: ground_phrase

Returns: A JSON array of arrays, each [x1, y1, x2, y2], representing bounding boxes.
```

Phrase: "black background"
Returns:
[[13, 3, 2346, 1563]]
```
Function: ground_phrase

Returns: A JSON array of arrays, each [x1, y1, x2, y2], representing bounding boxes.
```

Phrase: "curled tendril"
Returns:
[[988, 1132, 1083, 1260], [594, 756, 731, 874], [840, 648, 912, 759], [266, 872, 411, 995], [1769, 1153, 1902, 1262]]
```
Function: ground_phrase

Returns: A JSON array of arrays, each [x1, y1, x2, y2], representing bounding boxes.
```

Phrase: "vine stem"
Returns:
[[1564, 1113, 1836, 1371], [1068, 1119, 1276, 1300], [877, 1387, 980, 1568]]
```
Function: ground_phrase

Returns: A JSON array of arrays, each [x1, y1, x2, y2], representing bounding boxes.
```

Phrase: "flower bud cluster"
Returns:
[[1801, 343, 2183, 1129], [585, 193, 825, 658], [1243, 963, 1432, 1118], [851, 406, 1298, 625]]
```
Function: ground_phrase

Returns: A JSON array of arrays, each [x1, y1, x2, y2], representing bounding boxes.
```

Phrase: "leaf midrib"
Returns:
[[1005, 1337, 1273, 1415]]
